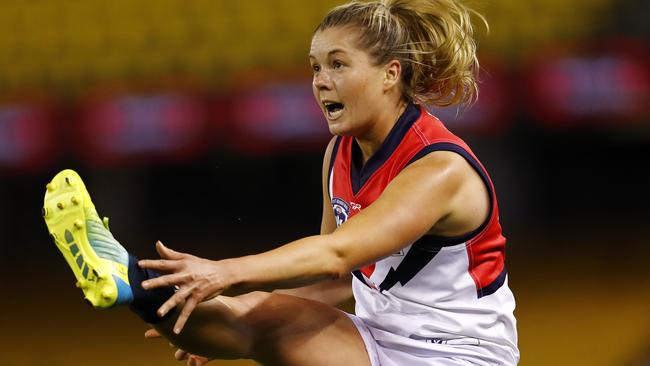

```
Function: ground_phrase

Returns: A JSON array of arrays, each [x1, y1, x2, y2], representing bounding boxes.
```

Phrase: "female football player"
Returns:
[[44, 1, 519, 365]]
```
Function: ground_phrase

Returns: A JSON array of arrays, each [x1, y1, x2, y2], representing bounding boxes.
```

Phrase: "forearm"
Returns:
[[222, 234, 347, 295], [137, 235, 354, 334]]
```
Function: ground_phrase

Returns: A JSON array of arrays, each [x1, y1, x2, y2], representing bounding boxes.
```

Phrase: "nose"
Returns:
[[313, 70, 332, 90]]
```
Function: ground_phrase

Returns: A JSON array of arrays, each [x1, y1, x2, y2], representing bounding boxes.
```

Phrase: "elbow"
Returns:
[[327, 261, 348, 281], [323, 235, 352, 280]]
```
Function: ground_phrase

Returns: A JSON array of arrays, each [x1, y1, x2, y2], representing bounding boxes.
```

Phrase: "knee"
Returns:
[[158, 298, 258, 360], [238, 291, 273, 307], [163, 321, 254, 361]]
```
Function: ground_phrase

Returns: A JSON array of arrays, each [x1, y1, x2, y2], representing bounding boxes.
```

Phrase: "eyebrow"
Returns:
[[309, 48, 347, 59]]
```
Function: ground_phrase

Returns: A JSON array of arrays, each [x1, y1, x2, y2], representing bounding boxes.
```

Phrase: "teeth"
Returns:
[[328, 110, 343, 119], [322, 101, 343, 117]]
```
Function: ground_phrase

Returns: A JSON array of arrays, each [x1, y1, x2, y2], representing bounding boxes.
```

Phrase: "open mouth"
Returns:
[[323, 101, 345, 120]]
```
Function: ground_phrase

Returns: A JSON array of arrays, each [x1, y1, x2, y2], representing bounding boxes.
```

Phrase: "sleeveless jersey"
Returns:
[[328, 104, 519, 363]]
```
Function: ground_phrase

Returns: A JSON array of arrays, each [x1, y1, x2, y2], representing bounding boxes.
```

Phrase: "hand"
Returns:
[[145, 328, 211, 366], [138, 241, 231, 334]]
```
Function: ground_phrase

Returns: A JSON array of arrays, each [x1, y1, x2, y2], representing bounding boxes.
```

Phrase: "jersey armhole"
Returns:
[[405, 142, 495, 249]]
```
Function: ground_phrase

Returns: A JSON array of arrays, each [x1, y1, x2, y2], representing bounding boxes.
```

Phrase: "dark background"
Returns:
[[1, 1, 649, 365]]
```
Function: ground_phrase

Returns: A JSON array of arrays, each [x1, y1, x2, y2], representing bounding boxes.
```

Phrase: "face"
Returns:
[[309, 26, 389, 136]]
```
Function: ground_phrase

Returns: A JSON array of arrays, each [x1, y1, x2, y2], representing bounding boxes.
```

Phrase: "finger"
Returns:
[[193, 355, 210, 366], [173, 295, 200, 334], [175, 349, 189, 361], [142, 272, 191, 290], [138, 258, 180, 273], [144, 328, 161, 339], [188, 355, 208, 366], [156, 240, 188, 260], [158, 284, 195, 318]]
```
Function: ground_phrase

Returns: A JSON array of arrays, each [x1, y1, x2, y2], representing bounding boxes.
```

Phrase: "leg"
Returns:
[[43, 169, 371, 365], [153, 291, 371, 366]]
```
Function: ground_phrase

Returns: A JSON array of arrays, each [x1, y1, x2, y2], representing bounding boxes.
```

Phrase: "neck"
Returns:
[[354, 100, 408, 164]]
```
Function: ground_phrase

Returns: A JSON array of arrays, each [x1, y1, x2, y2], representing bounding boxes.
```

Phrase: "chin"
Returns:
[[327, 122, 352, 137]]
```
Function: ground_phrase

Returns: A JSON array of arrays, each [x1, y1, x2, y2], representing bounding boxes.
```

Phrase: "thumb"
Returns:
[[144, 328, 161, 339]]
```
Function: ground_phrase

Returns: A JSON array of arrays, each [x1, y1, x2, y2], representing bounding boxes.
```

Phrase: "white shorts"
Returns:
[[345, 313, 515, 366]]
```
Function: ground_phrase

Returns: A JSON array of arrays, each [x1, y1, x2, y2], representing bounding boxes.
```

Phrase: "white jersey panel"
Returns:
[[352, 242, 519, 364]]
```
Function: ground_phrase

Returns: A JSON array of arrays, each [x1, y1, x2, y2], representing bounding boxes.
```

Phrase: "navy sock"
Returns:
[[127, 254, 176, 324]]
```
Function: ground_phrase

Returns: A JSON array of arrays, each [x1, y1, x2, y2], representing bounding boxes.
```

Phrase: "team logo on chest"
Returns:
[[331, 197, 350, 227]]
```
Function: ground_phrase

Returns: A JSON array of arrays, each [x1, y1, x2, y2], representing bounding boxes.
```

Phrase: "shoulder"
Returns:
[[399, 150, 490, 236], [402, 150, 471, 185], [322, 136, 338, 169], [324, 136, 338, 157], [391, 149, 482, 209]]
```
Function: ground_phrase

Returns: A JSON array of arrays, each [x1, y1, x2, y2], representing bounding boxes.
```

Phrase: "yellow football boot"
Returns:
[[43, 169, 133, 308]]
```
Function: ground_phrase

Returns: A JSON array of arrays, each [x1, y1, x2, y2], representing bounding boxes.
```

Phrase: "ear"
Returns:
[[383, 59, 402, 91]]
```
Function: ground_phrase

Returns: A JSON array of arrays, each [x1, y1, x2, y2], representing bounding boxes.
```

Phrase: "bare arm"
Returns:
[[140, 149, 486, 332], [220, 151, 477, 288]]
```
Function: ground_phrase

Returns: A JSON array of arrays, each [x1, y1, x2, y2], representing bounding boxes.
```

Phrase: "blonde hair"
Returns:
[[316, 0, 487, 108]]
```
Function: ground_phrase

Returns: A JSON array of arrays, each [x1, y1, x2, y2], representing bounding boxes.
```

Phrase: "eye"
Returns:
[[311, 64, 321, 73], [333, 60, 343, 69]]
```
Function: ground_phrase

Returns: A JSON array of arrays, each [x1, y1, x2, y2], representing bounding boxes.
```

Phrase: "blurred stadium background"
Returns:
[[1, 0, 649, 365]]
